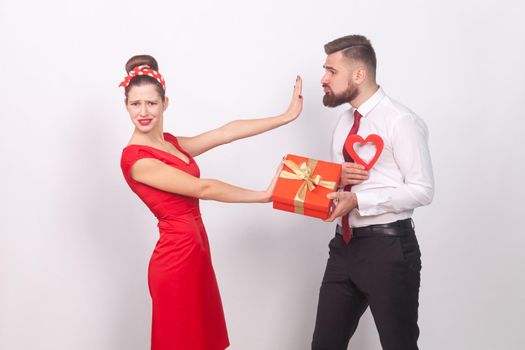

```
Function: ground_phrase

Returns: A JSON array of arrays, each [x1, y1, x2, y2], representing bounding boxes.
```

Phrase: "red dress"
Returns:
[[121, 133, 229, 350]]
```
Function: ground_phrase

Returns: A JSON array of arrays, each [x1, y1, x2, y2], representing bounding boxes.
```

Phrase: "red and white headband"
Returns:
[[118, 65, 166, 92]]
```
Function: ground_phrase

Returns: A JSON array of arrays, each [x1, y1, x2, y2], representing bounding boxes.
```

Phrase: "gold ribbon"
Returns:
[[279, 159, 337, 214]]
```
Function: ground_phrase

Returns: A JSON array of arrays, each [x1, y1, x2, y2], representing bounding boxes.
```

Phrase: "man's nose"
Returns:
[[321, 73, 329, 85]]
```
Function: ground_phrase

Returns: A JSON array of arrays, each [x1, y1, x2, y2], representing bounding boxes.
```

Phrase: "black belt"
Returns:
[[336, 218, 414, 238]]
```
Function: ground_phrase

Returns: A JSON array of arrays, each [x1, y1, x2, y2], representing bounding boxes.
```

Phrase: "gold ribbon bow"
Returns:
[[279, 159, 337, 214]]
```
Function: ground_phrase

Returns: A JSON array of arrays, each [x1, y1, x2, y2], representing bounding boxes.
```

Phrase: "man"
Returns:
[[311, 35, 434, 350]]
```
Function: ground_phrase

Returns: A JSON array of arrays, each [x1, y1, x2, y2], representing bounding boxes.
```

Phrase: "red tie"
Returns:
[[341, 110, 362, 244]]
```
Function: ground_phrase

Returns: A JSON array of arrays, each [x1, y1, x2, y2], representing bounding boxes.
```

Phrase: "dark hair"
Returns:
[[124, 55, 165, 101], [324, 35, 377, 80]]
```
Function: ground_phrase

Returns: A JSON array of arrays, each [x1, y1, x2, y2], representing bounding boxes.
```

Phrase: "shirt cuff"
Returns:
[[355, 191, 384, 216]]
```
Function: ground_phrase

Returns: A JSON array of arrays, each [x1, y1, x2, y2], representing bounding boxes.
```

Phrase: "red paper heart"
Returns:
[[344, 134, 384, 170]]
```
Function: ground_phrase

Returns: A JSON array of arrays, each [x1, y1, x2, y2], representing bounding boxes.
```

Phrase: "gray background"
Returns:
[[1, 0, 524, 349]]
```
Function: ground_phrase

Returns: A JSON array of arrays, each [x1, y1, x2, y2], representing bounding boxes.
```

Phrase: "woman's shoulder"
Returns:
[[163, 132, 180, 145], [121, 144, 160, 169]]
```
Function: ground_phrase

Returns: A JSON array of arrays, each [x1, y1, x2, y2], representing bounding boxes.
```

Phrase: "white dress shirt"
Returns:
[[331, 87, 434, 228]]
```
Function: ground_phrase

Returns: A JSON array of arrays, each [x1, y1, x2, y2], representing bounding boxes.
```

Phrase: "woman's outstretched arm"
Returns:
[[131, 158, 283, 203], [178, 76, 303, 157]]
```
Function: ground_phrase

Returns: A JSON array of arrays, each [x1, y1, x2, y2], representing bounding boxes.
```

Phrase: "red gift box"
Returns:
[[272, 154, 341, 219]]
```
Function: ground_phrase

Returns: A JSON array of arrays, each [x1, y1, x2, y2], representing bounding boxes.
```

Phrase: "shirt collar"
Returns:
[[354, 86, 385, 117]]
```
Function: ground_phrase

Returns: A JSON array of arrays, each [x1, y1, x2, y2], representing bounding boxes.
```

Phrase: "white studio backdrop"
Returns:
[[1, 0, 524, 349]]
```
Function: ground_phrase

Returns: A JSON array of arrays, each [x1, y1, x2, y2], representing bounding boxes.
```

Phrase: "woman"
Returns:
[[119, 55, 302, 350]]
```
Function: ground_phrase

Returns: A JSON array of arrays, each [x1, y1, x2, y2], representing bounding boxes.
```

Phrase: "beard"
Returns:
[[323, 83, 359, 107]]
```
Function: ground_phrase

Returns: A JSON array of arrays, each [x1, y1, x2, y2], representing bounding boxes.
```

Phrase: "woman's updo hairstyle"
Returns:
[[124, 55, 166, 102]]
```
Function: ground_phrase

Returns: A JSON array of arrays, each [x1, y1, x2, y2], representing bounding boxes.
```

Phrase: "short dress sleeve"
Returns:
[[120, 146, 159, 183]]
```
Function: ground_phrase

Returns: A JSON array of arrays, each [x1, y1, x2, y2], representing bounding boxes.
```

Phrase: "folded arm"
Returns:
[[325, 115, 434, 221], [356, 115, 434, 216]]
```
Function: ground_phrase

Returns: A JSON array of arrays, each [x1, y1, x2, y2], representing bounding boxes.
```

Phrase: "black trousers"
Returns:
[[311, 220, 421, 350]]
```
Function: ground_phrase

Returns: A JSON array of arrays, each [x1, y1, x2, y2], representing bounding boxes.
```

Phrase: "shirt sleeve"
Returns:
[[356, 114, 435, 215]]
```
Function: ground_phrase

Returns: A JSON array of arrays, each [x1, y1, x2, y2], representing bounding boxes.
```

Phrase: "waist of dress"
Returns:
[[151, 203, 201, 217], [156, 209, 203, 232]]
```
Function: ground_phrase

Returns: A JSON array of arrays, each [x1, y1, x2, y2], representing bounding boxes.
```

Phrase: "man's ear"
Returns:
[[354, 66, 367, 85]]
